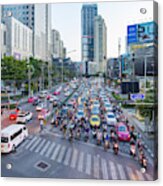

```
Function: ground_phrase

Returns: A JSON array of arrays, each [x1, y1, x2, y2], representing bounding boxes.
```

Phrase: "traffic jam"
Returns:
[[1, 78, 147, 171]]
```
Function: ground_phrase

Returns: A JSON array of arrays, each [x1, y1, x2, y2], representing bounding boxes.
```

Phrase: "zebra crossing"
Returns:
[[19, 136, 153, 181]]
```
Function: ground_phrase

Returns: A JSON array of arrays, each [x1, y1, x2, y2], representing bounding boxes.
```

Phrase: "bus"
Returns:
[[1, 124, 28, 153]]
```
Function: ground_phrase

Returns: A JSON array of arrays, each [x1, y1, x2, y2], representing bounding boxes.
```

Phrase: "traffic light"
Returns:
[[132, 53, 135, 62]]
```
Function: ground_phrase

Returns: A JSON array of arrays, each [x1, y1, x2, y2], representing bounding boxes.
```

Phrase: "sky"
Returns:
[[51, 1, 153, 61]]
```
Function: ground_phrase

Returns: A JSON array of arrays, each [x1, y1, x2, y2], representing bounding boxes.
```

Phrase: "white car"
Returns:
[[76, 110, 85, 119], [16, 112, 33, 124], [49, 96, 58, 102], [93, 100, 100, 108], [105, 112, 117, 126], [104, 103, 112, 111], [65, 91, 71, 97], [36, 104, 43, 111]]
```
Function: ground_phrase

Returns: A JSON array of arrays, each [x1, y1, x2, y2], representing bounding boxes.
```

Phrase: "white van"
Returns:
[[1, 124, 28, 153]]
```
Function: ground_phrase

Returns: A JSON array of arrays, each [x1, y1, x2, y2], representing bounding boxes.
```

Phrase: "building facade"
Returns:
[[1, 23, 7, 58], [81, 4, 97, 62], [2, 16, 33, 60], [2, 4, 52, 61], [94, 15, 107, 74]]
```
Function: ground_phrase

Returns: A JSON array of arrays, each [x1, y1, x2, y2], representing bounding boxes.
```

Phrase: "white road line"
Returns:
[[63, 148, 72, 166], [77, 151, 84, 172], [117, 163, 127, 180], [109, 161, 118, 180], [50, 144, 61, 161], [85, 154, 91, 175], [29, 138, 42, 152], [20, 139, 30, 148], [40, 141, 51, 156], [136, 170, 145, 181], [57, 146, 66, 163], [25, 136, 38, 150], [145, 173, 153, 181], [126, 167, 136, 180], [101, 158, 109, 180], [45, 142, 56, 158], [70, 148, 78, 168], [93, 156, 100, 179], [34, 139, 46, 153]]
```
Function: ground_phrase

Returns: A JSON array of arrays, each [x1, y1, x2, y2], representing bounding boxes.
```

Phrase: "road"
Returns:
[[1, 77, 156, 180]]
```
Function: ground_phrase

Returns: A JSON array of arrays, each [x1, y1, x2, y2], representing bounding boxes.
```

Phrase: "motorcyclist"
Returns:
[[104, 133, 110, 151], [113, 139, 119, 155], [97, 130, 102, 145], [130, 138, 136, 157]]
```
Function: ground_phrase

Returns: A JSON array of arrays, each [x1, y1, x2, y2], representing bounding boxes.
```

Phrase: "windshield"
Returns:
[[11, 112, 17, 114], [1, 137, 9, 143], [108, 115, 115, 118], [78, 112, 84, 115], [92, 117, 99, 122], [118, 126, 126, 132]]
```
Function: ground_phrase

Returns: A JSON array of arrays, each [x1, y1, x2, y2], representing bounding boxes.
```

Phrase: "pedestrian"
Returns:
[[40, 119, 44, 132]]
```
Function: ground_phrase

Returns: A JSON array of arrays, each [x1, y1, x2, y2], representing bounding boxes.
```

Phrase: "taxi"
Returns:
[[90, 115, 100, 127]]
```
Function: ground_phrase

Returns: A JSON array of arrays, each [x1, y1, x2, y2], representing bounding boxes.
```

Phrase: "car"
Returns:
[[53, 91, 60, 95], [90, 115, 100, 127], [36, 104, 43, 111], [93, 100, 100, 108], [53, 100, 58, 107], [91, 107, 100, 115], [104, 103, 112, 111], [16, 111, 33, 124], [76, 110, 85, 119], [38, 109, 51, 120], [49, 96, 58, 102], [116, 122, 130, 141], [64, 91, 71, 97], [105, 112, 117, 126], [33, 99, 41, 106], [78, 104, 84, 110], [28, 96, 37, 103], [61, 106, 68, 116], [47, 94, 51, 100], [9, 111, 18, 120], [39, 90, 48, 98]]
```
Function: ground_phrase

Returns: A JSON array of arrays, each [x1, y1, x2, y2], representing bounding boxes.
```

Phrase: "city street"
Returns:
[[1, 77, 155, 180]]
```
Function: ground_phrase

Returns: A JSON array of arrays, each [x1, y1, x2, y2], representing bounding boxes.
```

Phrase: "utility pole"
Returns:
[[118, 38, 122, 80], [27, 58, 31, 97]]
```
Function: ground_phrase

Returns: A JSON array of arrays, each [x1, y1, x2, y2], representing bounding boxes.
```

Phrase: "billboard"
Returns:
[[127, 21, 158, 45]]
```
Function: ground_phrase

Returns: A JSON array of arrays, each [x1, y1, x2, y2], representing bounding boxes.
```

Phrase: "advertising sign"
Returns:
[[127, 21, 158, 45], [130, 93, 145, 101]]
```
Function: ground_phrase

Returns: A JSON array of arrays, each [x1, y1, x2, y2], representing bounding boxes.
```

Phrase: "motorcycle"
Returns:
[[84, 132, 89, 142], [141, 157, 147, 170], [75, 129, 81, 140], [68, 130, 73, 142], [97, 132, 102, 145], [113, 142, 119, 155]]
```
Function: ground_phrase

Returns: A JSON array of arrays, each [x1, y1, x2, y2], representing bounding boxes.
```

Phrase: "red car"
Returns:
[[28, 96, 37, 103], [116, 122, 130, 142], [53, 91, 60, 95], [47, 95, 51, 100], [9, 111, 18, 120]]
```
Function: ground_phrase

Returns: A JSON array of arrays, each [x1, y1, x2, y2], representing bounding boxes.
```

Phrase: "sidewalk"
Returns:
[[123, 109, 155, 158]]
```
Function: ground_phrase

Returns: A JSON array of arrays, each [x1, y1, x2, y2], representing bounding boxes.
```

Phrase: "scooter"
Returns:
[[113, 142, 119, 155], [141, 157, 147, 171]]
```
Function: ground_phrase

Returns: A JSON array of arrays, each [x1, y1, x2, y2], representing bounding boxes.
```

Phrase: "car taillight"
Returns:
[[8, 143, 10, 148]]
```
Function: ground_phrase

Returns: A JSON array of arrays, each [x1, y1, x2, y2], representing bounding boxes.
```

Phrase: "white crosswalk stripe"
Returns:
[[101, 158, 109, 180], [85, 153, 91, 175], [35, 139, 46, 153], [109, 161, 118, 180], [63, 148, 72, 166], [20, 139, 30, 148], [29, 138, 42, 152], [70, 148, 78, 168], [126, 167, 137, 180], [77, 151, 84, 172], [40, 141, 51, 156], [50, 144, 61, 161], [57, 146, 66, 163], [25, 136, 38, 150], [93, 155, 100, 179], [45, 142, 56, 158], [117, 163, 126, 180], [136, 170, 145, 181]]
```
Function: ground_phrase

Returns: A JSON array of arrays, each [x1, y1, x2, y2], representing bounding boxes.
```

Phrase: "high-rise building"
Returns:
[[94, 15, 107, 73], [81, 4, 97, 62], [2, 4, 52, 62]]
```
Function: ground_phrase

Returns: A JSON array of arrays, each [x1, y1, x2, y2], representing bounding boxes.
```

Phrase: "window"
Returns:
[[1, 137, 8, 143], [3, 31, 6, 45], [10, 129, 23, 141]]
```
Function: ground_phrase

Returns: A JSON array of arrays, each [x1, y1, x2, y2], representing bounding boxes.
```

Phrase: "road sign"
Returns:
[[130, 94, 145, 101]]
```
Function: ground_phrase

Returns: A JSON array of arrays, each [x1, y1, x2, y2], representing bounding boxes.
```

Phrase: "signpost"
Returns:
[[130, 93, 145, 101]]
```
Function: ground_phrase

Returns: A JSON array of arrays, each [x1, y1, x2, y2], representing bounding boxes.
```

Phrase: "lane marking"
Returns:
[[35, 139, 46, 153], [93, 155, 100, 179], [85, 153, 91, 175], [57, 146, 66, 163], [25, 136, 38, 150], [45, 142, 56, 158], [40, 141, 51, 156], [50, 144, 61, 161], [117, 163, 127, 180], [101, 158, 109, 180], [109, 161, 118, 180], [63, 147, 72, 166], [70, 148, 78, 168], [29, 138, 42, 152], [77, 151, 84, 172]]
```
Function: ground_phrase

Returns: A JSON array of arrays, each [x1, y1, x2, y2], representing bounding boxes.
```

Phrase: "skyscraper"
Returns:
[[94, 15, 107, 73], [81, 4, 97, 62], [2, 4, 52, 62]]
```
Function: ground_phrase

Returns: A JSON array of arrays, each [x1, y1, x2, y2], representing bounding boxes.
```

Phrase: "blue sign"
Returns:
[[127, 25, 138, 44], [127, 21, 158, 45], [130, 94, 145, 101]]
